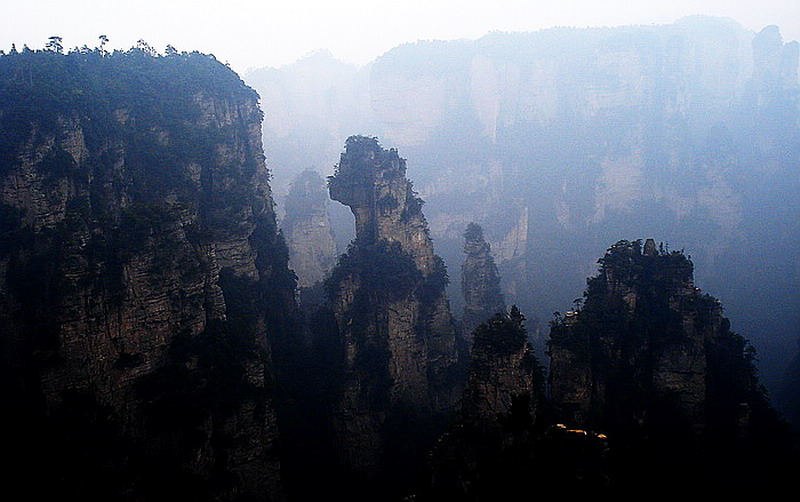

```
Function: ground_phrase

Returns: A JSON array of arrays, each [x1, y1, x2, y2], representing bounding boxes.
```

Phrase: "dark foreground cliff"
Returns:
[[424, 307, 548, 500], [0, 47, 295, 500]]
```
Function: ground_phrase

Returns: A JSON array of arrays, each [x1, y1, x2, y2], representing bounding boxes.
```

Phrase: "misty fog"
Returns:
[[247, 17, 799, 406], [2, 3, 799, 499]]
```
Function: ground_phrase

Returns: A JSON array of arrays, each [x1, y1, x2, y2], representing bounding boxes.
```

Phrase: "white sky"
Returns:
[[3, 1, 799, 74]]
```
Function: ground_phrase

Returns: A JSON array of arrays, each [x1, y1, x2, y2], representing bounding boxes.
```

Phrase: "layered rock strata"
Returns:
[[325, 135, 465, 482], [0, 49, 293, 500]]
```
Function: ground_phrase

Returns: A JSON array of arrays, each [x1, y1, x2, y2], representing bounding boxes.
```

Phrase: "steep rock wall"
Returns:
[[325, 136, 465, 483], [0, 49, 293, 500]]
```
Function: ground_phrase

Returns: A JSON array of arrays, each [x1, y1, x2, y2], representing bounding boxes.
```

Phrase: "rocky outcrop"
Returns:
[[424, 308, 545, 500], [282, 169, 337, 288], [548, 239, 778, 446], [325, 136, 465, 485], [461, 307, 539, 425], [546, 238, 793, 489], [550, 239, 707, 433], [0, 48, 293, 500], [461, 222, 505, 338]]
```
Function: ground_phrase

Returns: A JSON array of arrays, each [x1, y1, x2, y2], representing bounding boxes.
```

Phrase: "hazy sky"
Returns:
[[3, 1, 799, 73]]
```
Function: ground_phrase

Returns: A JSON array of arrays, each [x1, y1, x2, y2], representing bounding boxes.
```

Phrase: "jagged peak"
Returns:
[[285, 169, 329, 213]]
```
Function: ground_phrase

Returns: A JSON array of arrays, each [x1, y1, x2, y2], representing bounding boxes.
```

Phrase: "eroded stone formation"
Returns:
[[462, 307, 539, 424], [325, 136, 465, 484], [461, 222, 506, 339], [545, 238, 793, 488], [424, 307, 546, 499], [0, 49, 293, 501], [547, 239, 780, 454]]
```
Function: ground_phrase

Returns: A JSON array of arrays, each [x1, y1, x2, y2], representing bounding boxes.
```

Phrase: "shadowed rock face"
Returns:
[[282, 169, 337, 288], [462, 307, 539, 425], [425, 308, 545, 500], [325, 136, 465, 484], [549, 239, 709, 435], [544, 239, 793, 490], [0, 49, 293, 500], [548, 239, 766, 443], [461, 222, 506, 339]]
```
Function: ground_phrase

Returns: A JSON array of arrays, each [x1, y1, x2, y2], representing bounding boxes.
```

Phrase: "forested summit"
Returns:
[[548, 239, 791, 490], [0, 42, 257, 165]]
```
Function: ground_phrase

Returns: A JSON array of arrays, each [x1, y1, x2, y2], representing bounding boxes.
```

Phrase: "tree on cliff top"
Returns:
[[548, 238, 792, 490], [0, 44, 259, 172]]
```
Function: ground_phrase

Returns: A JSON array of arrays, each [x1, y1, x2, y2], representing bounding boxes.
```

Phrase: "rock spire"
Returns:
[[461, 222, 506, 339], [324, 135, 465, 486]]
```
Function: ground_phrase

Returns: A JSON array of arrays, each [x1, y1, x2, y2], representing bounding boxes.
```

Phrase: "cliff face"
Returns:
[[282, 169, 336, 288], [548, 239, 770, 444], [0, 49, 294, 500], [461, 222, 506, 338], [325, 136, 464, 483]]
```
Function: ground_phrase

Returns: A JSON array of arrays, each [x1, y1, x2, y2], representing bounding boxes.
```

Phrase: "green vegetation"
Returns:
[[0, 44, 258, 170], [548, 238, 792, 489], [326, 238, 423, 299], [472, 307, 529, 359], [329, 135, 402, 181], [344, 134, 382, 156], [418, 255, 449, 307], [550, 239, 693, 356]]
